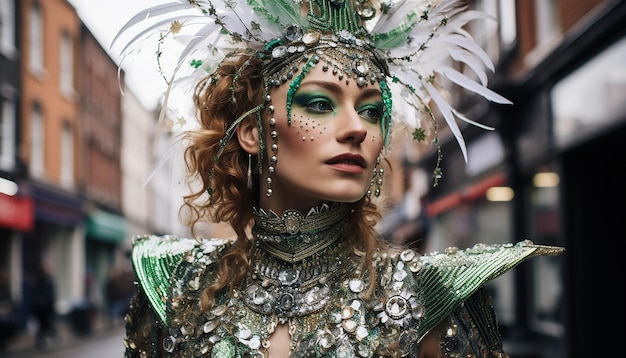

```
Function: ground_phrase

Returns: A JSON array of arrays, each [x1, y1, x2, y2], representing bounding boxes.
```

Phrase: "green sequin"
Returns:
[[378, 80, 392, 146], [285, 57, 315, 127], [211, 338, 236, 358]]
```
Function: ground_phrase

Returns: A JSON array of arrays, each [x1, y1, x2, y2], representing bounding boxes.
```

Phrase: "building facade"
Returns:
[[18, 0, 85, 315], [0, 0, 30, 305], [77, 22, 127, 310], [121, 90, 155, 244]]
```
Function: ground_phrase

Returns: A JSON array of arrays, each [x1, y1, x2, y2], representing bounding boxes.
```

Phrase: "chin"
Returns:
[[325, 191, 368, 204]]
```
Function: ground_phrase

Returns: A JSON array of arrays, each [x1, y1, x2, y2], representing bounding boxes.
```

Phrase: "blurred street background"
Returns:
[[1, 320, 125, 357], [1, 0, 624, 357]]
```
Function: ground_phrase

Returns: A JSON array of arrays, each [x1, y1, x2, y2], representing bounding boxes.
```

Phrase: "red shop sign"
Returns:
[[0, 194, 34, 231]]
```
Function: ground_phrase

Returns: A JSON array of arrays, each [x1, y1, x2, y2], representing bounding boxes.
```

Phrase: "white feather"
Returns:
[[426, 82, 468, 161], [370, 0, 427, 34], [448, 47, 489, 85], [111, 2, 194, 49], [442, 68, 512, 104]]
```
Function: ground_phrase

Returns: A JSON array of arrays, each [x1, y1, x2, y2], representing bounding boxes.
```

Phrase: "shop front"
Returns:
[[23, 182, 85, 315], [84, 208, 127, 317]]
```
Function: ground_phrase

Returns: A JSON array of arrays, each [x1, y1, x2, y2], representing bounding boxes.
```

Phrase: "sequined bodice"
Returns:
[[166, 233, 430, 357], [162, 204, 433, 356], [126, 204, 563, 357]]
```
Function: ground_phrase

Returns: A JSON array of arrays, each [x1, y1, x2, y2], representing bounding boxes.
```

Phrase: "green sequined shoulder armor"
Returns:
[[413, 241, 563, 336], [129, 234, 233, 326], [127, 235, 562, 357]]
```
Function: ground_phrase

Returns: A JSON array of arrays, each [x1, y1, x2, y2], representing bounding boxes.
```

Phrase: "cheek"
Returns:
[[287, 112, 385, 145], [288, 113, 330, 142], [368, 137, 384, 159], [367, 127, 384, 147]]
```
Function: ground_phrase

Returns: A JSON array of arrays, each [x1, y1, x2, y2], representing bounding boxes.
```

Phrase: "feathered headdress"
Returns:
[[112, 0, 510, 184]]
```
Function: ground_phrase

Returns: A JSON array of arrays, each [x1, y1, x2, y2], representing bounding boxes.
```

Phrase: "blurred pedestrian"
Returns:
[[119, 267, 136, 318], [106, 267, 135, 324], [31, 266, 56, 350], [0, 271, 19, 355]]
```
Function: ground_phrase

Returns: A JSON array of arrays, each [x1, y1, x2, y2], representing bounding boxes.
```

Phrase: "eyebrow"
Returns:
[[298, 80, 382, 99]]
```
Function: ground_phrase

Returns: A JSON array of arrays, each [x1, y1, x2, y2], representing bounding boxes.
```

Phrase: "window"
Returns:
[[60, 121, 74, 187], [527, 164, 565, 336], [29, 2, 44, 74], [534, 0, 559, 48], [473, 0, 502, 62], [0, 0, 16, 58], [468, 0, 517, 78], [499, 0, 517, 47], [523, 0, 560, 68], [552, 36, 626, 148], [30, 104, 44, 178], [60, 31, 74, 97], [0, 99, 16, 170]]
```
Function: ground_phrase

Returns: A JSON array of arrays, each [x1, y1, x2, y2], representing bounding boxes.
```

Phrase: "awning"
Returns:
[[31, 181, 84, 226], [427, 172, 506, 217], [86, 209, 127, 243]]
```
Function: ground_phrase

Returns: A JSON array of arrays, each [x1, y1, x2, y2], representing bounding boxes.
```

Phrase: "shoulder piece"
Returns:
[[131, 235, 231, 326], [417, 240, 564, 338]]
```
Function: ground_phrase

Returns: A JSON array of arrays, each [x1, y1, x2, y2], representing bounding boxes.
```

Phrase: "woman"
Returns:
[[117, 0, 564, 357]]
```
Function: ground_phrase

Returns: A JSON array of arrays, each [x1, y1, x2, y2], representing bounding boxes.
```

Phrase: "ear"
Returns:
[[236, 116, 260, 155]]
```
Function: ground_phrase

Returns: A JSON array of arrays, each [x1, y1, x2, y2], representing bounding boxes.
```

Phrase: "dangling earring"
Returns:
[[247, 153, 253, 190], [266, 104, 277, 197], [368, 157, 383, 197], [375, 164, 384, 197]]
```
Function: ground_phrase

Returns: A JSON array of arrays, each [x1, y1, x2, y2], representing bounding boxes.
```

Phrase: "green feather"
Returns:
[[247, 0, 307, 28]]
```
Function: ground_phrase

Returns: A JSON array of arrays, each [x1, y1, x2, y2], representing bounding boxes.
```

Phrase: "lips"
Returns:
[[326, 153, 367, 168]]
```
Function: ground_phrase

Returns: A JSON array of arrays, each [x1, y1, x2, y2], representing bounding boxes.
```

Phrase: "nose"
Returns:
[[336, 108, 367, 144]]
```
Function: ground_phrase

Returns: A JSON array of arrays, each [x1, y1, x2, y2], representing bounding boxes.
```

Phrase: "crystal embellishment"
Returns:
[[282, 210, 303, 234], [278, 268, 300, 285], [385, 295, 409, 320]]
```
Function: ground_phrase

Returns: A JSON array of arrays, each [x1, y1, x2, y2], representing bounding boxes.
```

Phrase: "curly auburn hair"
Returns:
[[180, 50, 388, 311]]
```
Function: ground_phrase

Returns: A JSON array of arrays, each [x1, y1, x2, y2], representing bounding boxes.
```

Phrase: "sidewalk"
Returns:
[[1, 313, 124, 357]]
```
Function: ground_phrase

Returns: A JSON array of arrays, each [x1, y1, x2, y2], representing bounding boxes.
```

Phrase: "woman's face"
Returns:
[[259, 63, 385, 213]]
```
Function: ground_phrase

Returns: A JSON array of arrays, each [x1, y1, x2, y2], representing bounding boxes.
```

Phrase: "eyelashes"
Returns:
[[292, 92, 383, 124], [293, 93, 335, 115], [357, 104, 383, 124]]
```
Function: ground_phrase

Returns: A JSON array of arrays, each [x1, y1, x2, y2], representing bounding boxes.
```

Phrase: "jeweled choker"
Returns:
[[247, 203, 353, 320], [253, 202, 349, 236], [252, 203, 350, 262]]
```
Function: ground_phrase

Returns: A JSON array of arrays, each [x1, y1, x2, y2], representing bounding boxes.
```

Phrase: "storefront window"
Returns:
[[527, 165, 565, 336], [552, 36, 626, 148], [428, 195, 515, 326]]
